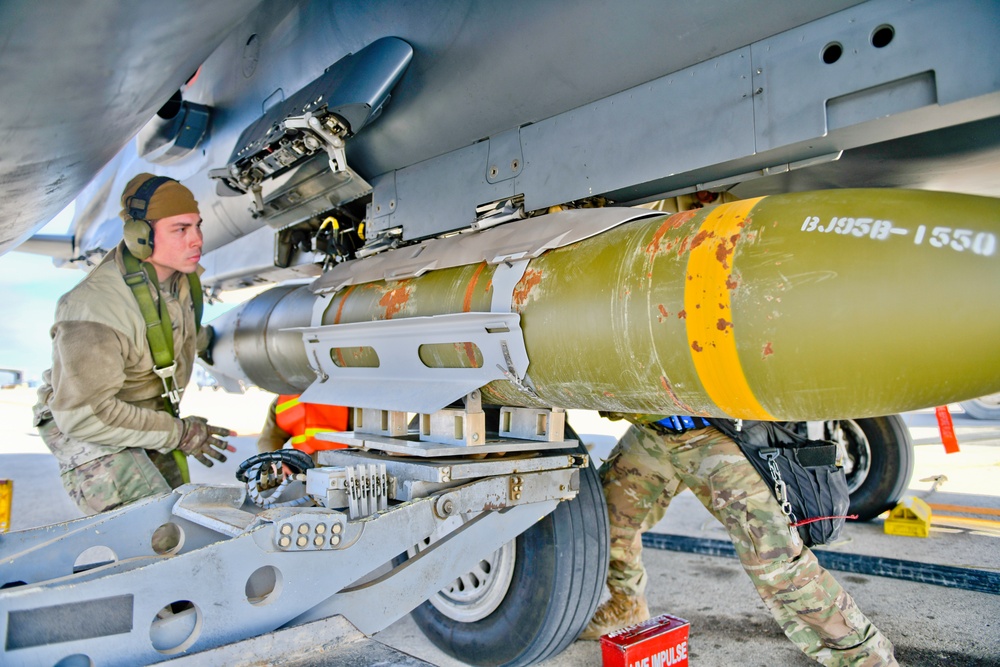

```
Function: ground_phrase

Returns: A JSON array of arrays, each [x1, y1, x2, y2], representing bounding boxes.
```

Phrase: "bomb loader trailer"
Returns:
[[1, 203, 626, 666], [0, 406, 606, 667], [3, 191, 999, 665], [0, 417, 912, 666]]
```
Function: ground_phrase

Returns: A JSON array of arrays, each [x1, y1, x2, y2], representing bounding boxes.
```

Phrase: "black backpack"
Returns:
[[709, 419, 853, 547]]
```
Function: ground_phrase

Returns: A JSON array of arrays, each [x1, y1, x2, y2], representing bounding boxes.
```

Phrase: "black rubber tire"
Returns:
[[842, 415, 914, 522], [408, 437, 609, 667]]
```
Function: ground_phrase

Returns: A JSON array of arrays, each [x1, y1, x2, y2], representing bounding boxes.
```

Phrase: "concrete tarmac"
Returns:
[[377, 410, 1000, 667], [2, 387, 999, 666]]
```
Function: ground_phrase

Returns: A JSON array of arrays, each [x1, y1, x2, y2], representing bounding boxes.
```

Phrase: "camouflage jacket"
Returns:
[[33, 242, 206, 472]]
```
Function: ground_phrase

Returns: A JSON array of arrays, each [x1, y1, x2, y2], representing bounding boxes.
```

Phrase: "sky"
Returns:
[[0, 205, 238, 382]]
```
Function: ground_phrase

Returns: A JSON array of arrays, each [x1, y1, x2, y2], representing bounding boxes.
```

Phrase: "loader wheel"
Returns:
[[407, 436, 609, 667], [959, 393, 1000, 420], [833, 415, 914, 521]]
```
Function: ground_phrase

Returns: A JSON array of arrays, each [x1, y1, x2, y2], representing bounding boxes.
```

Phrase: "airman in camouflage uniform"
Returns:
[[36, 420, 177, 514], [33, 174, 234, 516], [581, 422, 897, 667]]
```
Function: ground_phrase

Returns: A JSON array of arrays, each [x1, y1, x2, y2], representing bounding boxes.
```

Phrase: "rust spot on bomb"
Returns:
[[676, 235, 690, 257], [670, 209, 699, 228], [677, 310, 687, 319], [717, 318, 733, 332], [715, 233, 740, 270], [603, 391, 615, 398], [657, 304, 670, 321], [646, 211, 699, 259], [512, 268, 544, 311], [659, 375, 703, 414], [332, 284, 358, 324], [762, 342, 774, 358], [378, 282, 412, 319], [646, 220, 673, 256], [459, 342, 478, 367], [689, 229, 714, 251], [691, 341, 703, 352], [726, 275, 739, 290], [463, 262, 488, 312]]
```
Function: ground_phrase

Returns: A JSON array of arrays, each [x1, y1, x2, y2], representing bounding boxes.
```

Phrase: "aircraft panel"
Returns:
[[751, 0, 1000, 151], [0, 0, 864, 253]]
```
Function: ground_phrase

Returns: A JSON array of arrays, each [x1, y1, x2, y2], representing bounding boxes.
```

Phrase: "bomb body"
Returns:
[[208, 189, 1000, 420]]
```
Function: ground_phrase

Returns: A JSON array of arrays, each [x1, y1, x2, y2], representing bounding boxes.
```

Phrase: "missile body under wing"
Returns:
[[207, 189, 1000, 420]]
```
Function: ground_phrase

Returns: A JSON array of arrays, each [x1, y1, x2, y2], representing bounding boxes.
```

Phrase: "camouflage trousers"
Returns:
[[41, 421, 183, 516], [600, 424, 897, 667]]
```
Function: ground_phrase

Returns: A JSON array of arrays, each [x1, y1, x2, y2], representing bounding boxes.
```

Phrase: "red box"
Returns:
[[600, 613, 690, 667]]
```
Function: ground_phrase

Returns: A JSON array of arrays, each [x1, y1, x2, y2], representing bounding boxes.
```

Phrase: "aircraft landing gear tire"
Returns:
[[959, 393, 1000, 420], [836, 415, 914, 522], [408, 442, 609, 667]]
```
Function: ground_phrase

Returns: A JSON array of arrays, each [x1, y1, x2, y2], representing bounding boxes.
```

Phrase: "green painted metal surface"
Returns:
[[512, 190, 1000, 418]]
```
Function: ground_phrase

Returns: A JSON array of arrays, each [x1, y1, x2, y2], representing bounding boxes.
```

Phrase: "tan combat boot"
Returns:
[[578, 590, 650, 640]]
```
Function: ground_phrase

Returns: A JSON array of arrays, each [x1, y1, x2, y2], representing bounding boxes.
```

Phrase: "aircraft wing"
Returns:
[[0, 0, 259, 255]]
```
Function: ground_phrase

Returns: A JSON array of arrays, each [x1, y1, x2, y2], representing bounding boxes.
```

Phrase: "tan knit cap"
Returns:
[[119, 172, 200, 222]]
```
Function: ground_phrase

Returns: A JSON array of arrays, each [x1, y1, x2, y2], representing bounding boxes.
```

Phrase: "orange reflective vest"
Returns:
[[275, 394, 350, 455]]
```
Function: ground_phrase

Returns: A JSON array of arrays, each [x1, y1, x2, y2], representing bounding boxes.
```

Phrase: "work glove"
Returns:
[[177, 416, 236, 467]]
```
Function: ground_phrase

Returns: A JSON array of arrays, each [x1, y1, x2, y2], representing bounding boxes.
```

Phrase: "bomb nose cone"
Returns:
[[715, 189, 1000, 419], [200, 305, 246, 393], [204, 284, 316, 394]]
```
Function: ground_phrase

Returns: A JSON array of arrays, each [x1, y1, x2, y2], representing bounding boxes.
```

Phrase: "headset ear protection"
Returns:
[[123, 217, 154, 260], [123, 176, 175, 260]]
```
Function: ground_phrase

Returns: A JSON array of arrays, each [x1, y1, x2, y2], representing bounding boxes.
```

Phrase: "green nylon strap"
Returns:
[[190, 272, 203, 335], [122, 249, 174, 368], [121, 247, 202, 485], [173, 450, 190, 485]]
